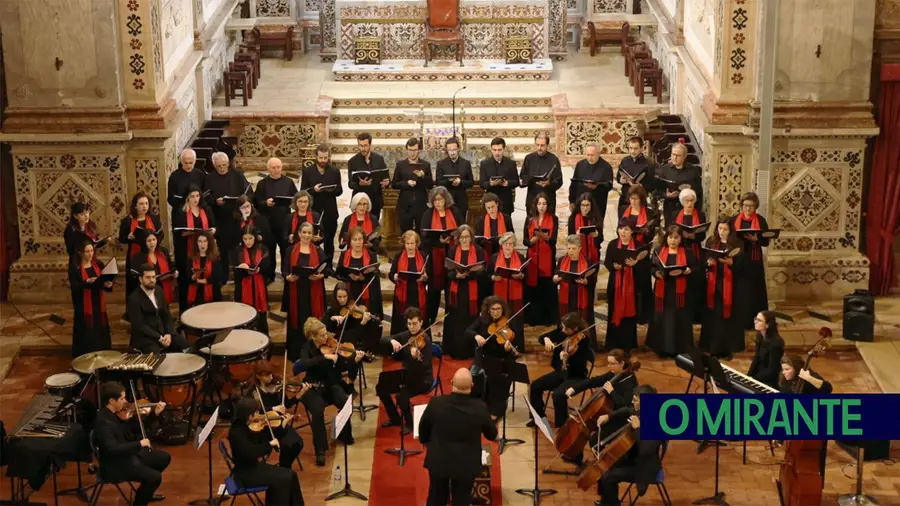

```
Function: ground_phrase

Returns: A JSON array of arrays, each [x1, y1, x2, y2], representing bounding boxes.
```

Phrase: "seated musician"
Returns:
[[779, 355, 832, 394], [322, 282, 380, 354], [234, 361, 307, 469], [294, 317, 363, 467], [748, 311, 785, 389], [94, 381, 169, 506], [127, 264, 189, 353], [595, 385, 662, 506], [468, 296, 519, 420], [378, 307, 434, 433], [528, 312, 594, 428], [228, 397, 305, 506]]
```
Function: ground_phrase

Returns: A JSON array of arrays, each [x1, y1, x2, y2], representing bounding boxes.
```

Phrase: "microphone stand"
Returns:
[[451, 86, 467, 139]]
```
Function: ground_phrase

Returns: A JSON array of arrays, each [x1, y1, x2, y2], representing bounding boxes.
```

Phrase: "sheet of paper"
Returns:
[[413, 403, 427, 440], [332, 394, 354, 440], [523, 395, 554, 444], [196, 407, 219, 449], [100, 259, 118, 276]]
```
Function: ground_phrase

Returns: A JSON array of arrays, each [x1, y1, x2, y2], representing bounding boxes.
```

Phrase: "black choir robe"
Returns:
[[347, 151, 388, 216], [435, 156, 474, 217], [389, 249, 431, 335], [335, 248, 384, 320], [699, 242, 746, 357], [555, 255, 596, 334], [254, 175, 297, 261], [646, 246, 698, 356], [674, 209, 707, 323], [443, 244, 486, 359], [604, 238, 648, 352], [234, 212, 273, 276], [521, 151, 563, 213], [173, 206, 216, 311], [523, 214, 559, 326], [616, 154, 654, 211], [392, 159, 434, 230], [68, 260, 113, 357], [167, 165, 206, 210], [654, 162, 702, 225], [118, 213, 162, 296], [283, 210, 322, 246], [64, 224, 104, 259], [731, 213, 770, 330], [487, 251, 527, 352], [419, 207, 463, 323], [182, 254, 223, 309], [204, 169, 252, 265], [282, 243, 330, 361], [339, 213, 381, 250], [300, 164, 343, 260], [232, 244, 271, 335], [568, 213, 604, 267], [569, 157, 614, 225], [474, 213, 513, 262], [478, 156, 520, 214]]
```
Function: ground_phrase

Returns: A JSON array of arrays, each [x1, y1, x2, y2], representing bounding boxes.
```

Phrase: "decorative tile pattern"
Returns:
[[548, 0, 566, 57], [151, 0, 163, 84], [592, 0, 627, 13], [258, 0, 290, 17], [133, 159, 161, 215], [716, 153, 744, 217], [237, 123, 319, 159], [320, 0, 337, 60], [776, 173, 834, 227], [563, 120, 640, 156]]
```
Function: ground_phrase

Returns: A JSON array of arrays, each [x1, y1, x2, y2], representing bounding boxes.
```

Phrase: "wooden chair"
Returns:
[[586, 21, 630, 56], [229, 61, 257, 90], [250, 26, 294, 61], [424, 0, 463, 67], [625, 42, 649, 81], [237, 49, 260, 79], [636, 60, 664, 104], [631, 56, 657, 93], [225, 70, 250, 107]]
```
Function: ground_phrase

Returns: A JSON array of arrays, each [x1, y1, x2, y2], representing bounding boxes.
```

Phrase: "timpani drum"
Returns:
[[144, 353, 208, 410], [44, 372, 83, 398], [197, 329, 270, 392], [180, 302, 258, 335]]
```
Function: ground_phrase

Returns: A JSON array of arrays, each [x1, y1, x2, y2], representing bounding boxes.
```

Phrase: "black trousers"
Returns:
[[274, 427, 304, 468], [598, 464, 636, 506], [301, 384, 352, 455], [233, 463, 305, 506], [119, 449, 170, 505], [265, 225, 285, 282], [426, 472, 475, 506], [376, 379, 431, 425], [476, 350, 515, 418], [426, 286, 445, 325], [529, 370, 582, 427], [399, 202, 427, 233]]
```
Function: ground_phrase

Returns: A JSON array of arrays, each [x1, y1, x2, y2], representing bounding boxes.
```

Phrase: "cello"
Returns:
[[555, 360, 641, 459], [576, 409, 638, 491], [777, 327, 830, 506]]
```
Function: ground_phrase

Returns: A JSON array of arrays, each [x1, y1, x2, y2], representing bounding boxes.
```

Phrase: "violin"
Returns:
[[117, 399, 163, 421], [398, 313, 448, 359], [339, 303, 382, 323], [488, 316, 515, 345], [319, 335, 374, 361], [554, 321, 602, 370], [248, 410, 289, 432]]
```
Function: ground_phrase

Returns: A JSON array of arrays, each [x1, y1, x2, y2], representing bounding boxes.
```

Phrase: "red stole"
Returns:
[[343, 249, 373, 306], [655, 247, 688, 312], [734, 213, 763, 260], [239, 247, 268, 312], [186, 209, 209, 251], [449, 246, 479, 314], [80, 261, 107, 327], [494, 253, 523, 304], [622, 206, 649, 242], [350, 213, 374, 235], [575, 213, 599, 264], [291, 211, 314, 236], [396, 251, 426, 310], [240, 218, 255, 231], [187, 256, 213, 306], [430, 209, 457, 291], [675, 210, 701, 258], [290, 245, 324, 327], [147, 250, 173, 304], [526, 214, 554, 286], [707, 244, 734, 318], [558, 255, 589, 313], [612, 240, 637, 326], [482, 213, 507, 258], [129, 217, 155, 258]]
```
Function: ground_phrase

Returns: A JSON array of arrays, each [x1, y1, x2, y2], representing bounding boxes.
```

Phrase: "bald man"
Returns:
[[655, 142, 702, 225], [254, 157, 297, 277], [167, 149, 206, 210], [419, 368, 498, 506]]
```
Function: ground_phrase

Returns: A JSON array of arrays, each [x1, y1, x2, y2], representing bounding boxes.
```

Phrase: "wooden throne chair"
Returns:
[[424, 0, 464, 67]]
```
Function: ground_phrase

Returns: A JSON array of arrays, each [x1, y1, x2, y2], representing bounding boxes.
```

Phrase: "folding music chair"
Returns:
[[619, 440, 672, 506], [88, 431, 137, 506], [218, 440, 269, 505]]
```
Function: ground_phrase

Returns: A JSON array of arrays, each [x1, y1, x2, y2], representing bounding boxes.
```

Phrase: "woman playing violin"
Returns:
[[294, 318, 361, 466], [322, 282, 380, 354], [528, 313, 594, 429], [378, 307, 434, 432], [467, 296, 519, 419], [228, 397, 305, 505]]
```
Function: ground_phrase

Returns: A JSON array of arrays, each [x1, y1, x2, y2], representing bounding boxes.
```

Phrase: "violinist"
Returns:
[[523, 193, 559, 327], [322, 282, 380, 354], [183, 232, 224, 311], [69, 240, 113, 357], [528, 313, 594, 429], [444, 224, 486, 359], [378, 307, 434, 432], [132, 229, 175, 306], [339, 193, 381, 250], [646, 226, 697, 357], [119, 191, 162, 296], [234, 196, 274, 280], [468, 296, 519, 419], [283, 222, 330, 361], [64, 202, 105, 260], [94, 381, 170, 506], [234, 225, 271, 335], [554, 235, 596, 347], [487, 232, 526, 353], [284, 190, 322, 248], [294, 318, 362, 466], [419, 186, 462, 323], [228, 397, 305, 505], [335, 227, 384, 323], [389, 230, 430, 335], [594, 385, 662, 506]]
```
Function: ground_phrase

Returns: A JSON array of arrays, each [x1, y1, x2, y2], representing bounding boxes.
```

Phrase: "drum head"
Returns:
[[180, 302, 257, 331], [45, 372, 81, 387], [199, 329, 270, 357], [153, 354, 207, 378]]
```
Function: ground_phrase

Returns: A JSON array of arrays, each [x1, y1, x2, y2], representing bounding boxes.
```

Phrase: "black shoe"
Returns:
[[150, 494, 165, 502], [401, 427, 412, 436], [525, 419, 536, 428], [315, 452, 326, 467], [381, 419, 401, 428]]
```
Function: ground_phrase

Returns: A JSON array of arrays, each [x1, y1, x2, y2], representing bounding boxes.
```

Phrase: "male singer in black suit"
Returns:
[[521, 134, 563, 214], [569, 142, 613, 226], [167, 148, 206, 211], [616, 136, 654, 212], [253, 157, 296, 279], [420, 368, 498, 506], [94, 381, 170, 506], [300, 144, 343, 261], [347, 132, 390, 218], [127, 265, 189, 353], [479, 137, 520, 215], [435, 137, 474, 221], [392, 137, 434, 232], [655, 142, 702, 226]]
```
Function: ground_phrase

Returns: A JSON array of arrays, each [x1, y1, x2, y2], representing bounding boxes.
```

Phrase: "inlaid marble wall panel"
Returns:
[[161, 0, 195, 81], [684, 0, 714, 77], [226, 120, 327, 171], [118, 0, 167, 104], [712, 0, 756, 101], [548, 0, 567, 58], [256, 0, 292, 16], [592, 0, 627, 13]]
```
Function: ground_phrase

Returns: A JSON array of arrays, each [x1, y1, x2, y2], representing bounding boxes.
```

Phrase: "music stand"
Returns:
[[326, 396, 366, 501], [188, 407, 220, 506], [190, 331, 230, 434], [379, 369, 423, 466], [516, 395, 558, 506], [483, 357, 525, 455], [687, 349, 729, 506]]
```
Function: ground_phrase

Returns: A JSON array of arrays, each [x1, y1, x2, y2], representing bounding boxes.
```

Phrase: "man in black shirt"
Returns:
[[521, 134, 563, 214], [204, 151, 252, 274], [254, 157, 296, 277], [392, 137, 434, 232], [569, 142, 614, 226], [94, 381, 170, 506], [167, 149, 206, 212], [378, 307, 434, 433], [478, 137, 520, 215], [655, 142, 702, 226], [617, 136, 654, 212], [300, 144, 343, 262], [435, 137, 474, 221], [128, 265, 189, 353], [347, 132, 389, 218]]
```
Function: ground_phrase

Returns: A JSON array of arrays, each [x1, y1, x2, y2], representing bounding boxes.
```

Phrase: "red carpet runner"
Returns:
[[367, 357, 503, 505]]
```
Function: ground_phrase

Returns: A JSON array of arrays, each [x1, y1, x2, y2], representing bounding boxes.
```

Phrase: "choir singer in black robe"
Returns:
[[419, 187, 462, 324], [183, 233, 223, 310], [731, 191, 771, 330], [389, 230, 430, 335], [521, 134, 563, 214], [569, 142, 613, 226], [646, 226, 697, 357], [393, 137, 434, 232], [204, 152, 251, 276], [699, 218, 745, 358], [167, 148, 206, 211], [487, 233, 527, 353], [478, 138, 519, 214], [553, 235, 596, 345], [69, 241, 113, 356], [254, 157, 296, 274], [282, 222, 329, 361], [347, 132, 389, 217], [335, 228, 384, 322], [300, 145, 343, 263], [118, 192, 162, 296], [443, 225, 486, 359], [174, 186, 216, 311], [616, 137, 654, 212], [655, 142, 702, 226], [435, 137, 474, 221], [604, 220, 646, 352], [523, 193, 559, 326]]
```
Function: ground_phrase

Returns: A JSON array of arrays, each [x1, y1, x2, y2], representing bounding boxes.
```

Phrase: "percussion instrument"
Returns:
[[10, 394, 70, 438], [143, 353, 208, 410], [180, 301, 257, 334], [198, 329, 270, 392], [71, 350, 123, 375], [106, 353, 165, 372], [44, 372, 82, 398]]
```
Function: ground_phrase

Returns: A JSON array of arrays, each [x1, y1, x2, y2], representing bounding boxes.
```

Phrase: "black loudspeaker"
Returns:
[[842, 289, 875, 342]]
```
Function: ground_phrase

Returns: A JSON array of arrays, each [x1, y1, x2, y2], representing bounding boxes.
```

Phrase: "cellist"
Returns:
[[467, 296, 519, 420], [378, 307, 434, 432]]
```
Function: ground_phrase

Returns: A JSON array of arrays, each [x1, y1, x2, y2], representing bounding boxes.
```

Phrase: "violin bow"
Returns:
[[128, 380, 148, 443], [552, 321, 603, 349], [254, 386, 278, 443], [485, 302, 531, 342], [280, 349, 288, 408], [398, 312, 450, 350], [337, 275, 375, 346]]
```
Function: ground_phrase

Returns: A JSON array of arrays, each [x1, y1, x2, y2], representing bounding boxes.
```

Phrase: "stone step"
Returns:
[[329, 106, 553, 124], [326, 136, 539, 154], [331, 96, 554, 108], [328, 122, 556, 140]]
